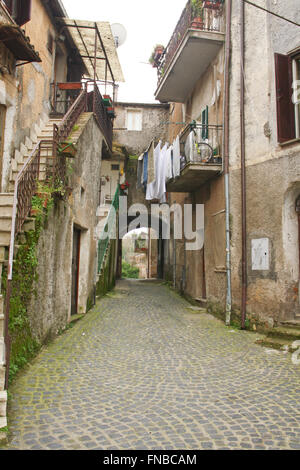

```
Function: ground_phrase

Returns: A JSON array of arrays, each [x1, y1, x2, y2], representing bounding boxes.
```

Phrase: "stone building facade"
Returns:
[[153, 0, 300, 326]]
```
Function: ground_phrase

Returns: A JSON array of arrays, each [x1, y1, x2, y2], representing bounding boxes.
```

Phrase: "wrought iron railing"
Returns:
[[86, 82, 113, 151], [180, 122, 223, 167], [97, 185, 120, 274], [157, 0, 224, 84]]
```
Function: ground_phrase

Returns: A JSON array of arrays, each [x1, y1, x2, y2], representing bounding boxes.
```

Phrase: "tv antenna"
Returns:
[[111, 23, 127, 48]]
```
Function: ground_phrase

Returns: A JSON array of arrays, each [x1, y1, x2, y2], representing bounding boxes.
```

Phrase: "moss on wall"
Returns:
[[2, 192, 55, 384], [96, 239, 117, 298]]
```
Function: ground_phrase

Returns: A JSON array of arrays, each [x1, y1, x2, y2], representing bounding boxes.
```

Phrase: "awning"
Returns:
[[59, 18, 124, 83], [0, 22, 41, 62]]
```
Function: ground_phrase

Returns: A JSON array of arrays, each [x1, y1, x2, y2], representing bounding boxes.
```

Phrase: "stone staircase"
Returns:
[[0, 115, 62, 432]]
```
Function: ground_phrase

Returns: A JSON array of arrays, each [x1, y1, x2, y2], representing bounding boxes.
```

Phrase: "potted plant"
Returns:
[[149, 44, 165, 68], [191, 0, 204, 29]]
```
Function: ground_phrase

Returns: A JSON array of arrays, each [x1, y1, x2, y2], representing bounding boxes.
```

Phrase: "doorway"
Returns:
[[71, 227, 81, 315]]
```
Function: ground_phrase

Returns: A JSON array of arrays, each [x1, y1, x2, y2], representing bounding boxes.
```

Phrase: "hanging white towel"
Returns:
[[165, 145, 173, 182], [173, 135, 181, 178], [146, 141, 161, 200], [185, 131, 195, 163]]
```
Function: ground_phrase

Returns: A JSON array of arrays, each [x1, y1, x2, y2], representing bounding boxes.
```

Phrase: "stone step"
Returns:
[[0, 217, 12, 232], [0, 314, 3, 337], [0, 194, 14, 206], [0, 364, 5, 391], [0, 337, 4, 366], [267, 326, 300, 342], [0, 231, 11, 246], [0, 391, 7, 417]]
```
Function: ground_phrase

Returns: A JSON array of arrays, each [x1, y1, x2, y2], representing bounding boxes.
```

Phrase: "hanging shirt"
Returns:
[[165, 145, 173, 182], [147, 141, 155, 185], [185, 131, 195, 163], [136, 153, 144, 189], [173, 135, 181, 178], [143, 152, 148, 192], [146, 141, 161, 200]]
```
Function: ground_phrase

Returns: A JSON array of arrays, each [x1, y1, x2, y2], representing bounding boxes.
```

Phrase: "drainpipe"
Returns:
[[240, 0, 247, 329], [223, 0, 232, 325]]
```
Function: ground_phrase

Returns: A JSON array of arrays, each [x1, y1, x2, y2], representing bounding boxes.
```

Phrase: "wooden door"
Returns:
[[71, 227, 81, 315]]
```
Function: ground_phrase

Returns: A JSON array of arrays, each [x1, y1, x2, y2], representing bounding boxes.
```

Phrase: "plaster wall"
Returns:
[[28, 115, 104, 341], [228, 0, 300, 322]]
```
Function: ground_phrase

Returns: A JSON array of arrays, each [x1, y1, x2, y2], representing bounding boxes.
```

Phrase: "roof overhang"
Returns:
[[58, 18, 124, 83], [0, 22, 41, 62]]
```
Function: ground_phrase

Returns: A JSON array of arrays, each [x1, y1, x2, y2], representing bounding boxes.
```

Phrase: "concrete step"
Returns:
[[0, 314, 3, 337], [0, 194, 14, 206], [0, 231, 11, 246], [0, 217, 12, 232], [0, 364, 5, 391], [0, 337, 4, 366], [267, 326, 300, 342], [0, 391, 7, 418], [0, 205, 13, 217]]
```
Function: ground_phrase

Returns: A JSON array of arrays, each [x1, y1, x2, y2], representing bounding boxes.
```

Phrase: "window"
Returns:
[[126, 109, 142, 131], [111, 164, 120, 171], [3, 0, 32, 26], [47, 32, 54, 55], [274, 52, 300, 143]]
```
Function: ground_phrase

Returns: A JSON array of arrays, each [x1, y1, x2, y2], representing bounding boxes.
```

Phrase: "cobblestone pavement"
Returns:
[[2, 280, 300, 450]]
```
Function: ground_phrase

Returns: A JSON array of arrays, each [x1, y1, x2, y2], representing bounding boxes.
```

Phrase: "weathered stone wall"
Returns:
[[0, 0, 70, 190], [28, 114, 104, 342], [113, 102, 170, 155], [228, 0, 300, 323]]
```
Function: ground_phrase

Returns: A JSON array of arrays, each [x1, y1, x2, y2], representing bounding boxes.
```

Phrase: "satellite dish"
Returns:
[[111, 23, 127, 48]]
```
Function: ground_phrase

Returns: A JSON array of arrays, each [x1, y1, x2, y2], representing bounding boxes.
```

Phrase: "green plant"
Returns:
[[149, 44, 164, 66], [2, 182, 57, 385], [122, 261, 139, 279], [191, 0, 203, 17]]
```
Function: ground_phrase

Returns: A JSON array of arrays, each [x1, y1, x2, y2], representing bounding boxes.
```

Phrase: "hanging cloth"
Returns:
[[136, 153, 144, 189], [147, 140, 155, 185], [165, 145, 173, 182], [143, 152, 148, 190], [146, 141, 161, 200], [173, 135, 181, 178]]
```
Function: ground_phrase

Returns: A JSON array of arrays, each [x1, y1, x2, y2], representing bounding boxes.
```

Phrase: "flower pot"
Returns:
[[191, 16, 204, 29], [30, 208, 39, 217], [59, 141, 77, 158]]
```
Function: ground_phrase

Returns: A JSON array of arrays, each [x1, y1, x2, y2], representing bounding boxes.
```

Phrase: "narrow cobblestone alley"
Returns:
[[2, 280, 300, 450]]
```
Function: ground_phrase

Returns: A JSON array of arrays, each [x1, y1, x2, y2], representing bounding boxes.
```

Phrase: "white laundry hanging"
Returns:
[[172, 135, 181, 178]]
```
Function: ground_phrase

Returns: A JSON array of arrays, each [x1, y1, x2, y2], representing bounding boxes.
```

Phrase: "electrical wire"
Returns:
[[242, 0, 300, 28]]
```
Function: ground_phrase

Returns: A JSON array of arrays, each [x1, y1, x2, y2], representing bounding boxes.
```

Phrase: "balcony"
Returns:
[[0, 2, 41, 64], [166, 123, 222, 192], [155, 0, 225, 103]]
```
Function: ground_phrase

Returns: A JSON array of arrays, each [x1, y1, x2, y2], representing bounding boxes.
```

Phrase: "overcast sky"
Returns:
[[62, 0, 187, 103]]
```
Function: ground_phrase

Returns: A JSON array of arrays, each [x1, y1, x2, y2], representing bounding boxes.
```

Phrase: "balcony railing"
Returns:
[[180, 122, 223, 167], [157, 0, 224, 84]]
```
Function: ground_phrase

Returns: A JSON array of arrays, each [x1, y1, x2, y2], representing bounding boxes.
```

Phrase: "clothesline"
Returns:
[[136, 136, 182, 203]]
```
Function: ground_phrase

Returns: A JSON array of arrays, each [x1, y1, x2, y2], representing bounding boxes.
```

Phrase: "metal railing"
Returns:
[[3, 81, 114, 387], [86, 82, 113, 151], [157, 0, 224, 84], [180, 122, 223, 166], [97, 185, 120, 274], [4, 139, 50, 387]]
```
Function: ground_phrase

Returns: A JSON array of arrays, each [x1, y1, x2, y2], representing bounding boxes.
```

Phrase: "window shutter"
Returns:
[[275, 53, 295, 143], [15, 0, 32, 26]]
